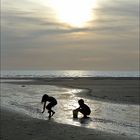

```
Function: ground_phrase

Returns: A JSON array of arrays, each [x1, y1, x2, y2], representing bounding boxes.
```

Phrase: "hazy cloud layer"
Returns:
[[1, 0, 139, 70]]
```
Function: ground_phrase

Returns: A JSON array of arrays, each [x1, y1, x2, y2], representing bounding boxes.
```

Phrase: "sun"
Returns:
[[44, 0, 98, 28]]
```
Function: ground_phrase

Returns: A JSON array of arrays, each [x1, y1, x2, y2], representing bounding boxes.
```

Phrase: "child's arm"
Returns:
[[75, 107, 80, 111], [42, 101, 46, 113]]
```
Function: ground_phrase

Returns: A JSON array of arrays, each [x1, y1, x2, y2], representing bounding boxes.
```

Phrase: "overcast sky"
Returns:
[[1, 0, 139, 71]]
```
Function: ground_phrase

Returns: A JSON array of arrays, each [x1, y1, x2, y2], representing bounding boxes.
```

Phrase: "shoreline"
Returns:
[[1, 77, 140, 105], [0, 108, 138, 140]]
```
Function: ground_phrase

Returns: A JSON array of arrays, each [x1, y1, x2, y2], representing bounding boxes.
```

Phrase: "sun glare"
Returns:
[[44, 0, 98, 28]]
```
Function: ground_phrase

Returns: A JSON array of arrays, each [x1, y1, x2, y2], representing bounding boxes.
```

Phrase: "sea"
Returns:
[[1, 70, 139, 78], [0, 70, 140, 139]]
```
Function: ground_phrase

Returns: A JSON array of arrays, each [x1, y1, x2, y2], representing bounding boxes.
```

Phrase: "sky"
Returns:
[[1, 0, 139, 71]]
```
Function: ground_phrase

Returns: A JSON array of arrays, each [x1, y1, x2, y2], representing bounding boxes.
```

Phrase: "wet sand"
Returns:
[[2, 77, 140, 104], [1, 108, 138, 140], [0, 77, 140, 140]]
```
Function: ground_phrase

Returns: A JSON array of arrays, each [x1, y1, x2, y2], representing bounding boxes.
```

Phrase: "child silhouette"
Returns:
[[41, 94, 57, 118], [73, 99, 91, 118]]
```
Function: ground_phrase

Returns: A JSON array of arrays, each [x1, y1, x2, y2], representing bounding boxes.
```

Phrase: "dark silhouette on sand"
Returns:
[[73, 99, 91, 118], [41, 94, 57, 118]]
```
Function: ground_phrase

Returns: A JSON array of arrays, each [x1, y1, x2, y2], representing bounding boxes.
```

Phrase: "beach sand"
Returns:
[[1, 108, 138, 140], [1, 77, 140, 140]]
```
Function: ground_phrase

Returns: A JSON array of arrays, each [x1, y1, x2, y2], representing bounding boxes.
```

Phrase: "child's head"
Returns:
[[78, 99, 84, 105], [41, 94, 49, 103]]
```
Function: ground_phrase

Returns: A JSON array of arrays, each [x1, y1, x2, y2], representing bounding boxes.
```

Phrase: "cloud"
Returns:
[[1, 0, 139, 70], [1, 0, 139, 40], [97, 0, 139, 16]]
